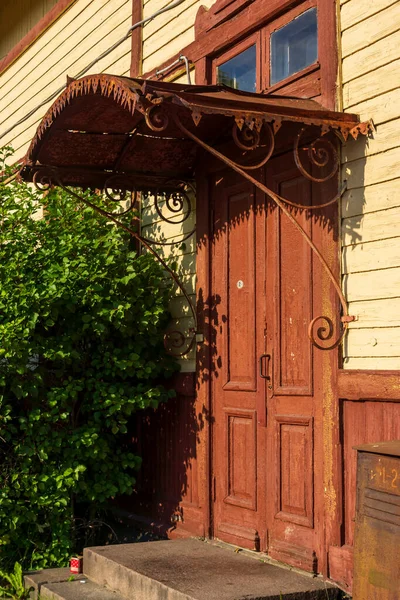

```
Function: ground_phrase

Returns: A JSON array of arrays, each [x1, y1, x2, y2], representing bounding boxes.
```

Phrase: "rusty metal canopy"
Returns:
[[20, 74, 370, 192]]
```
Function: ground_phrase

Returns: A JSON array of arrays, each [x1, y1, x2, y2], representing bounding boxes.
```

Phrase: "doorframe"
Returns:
[[198, 140, 342, 574], [191, 0, 341, 574]]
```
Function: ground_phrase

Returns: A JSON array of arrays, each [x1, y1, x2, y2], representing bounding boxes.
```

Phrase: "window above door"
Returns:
[[212, 1, 320, 98]]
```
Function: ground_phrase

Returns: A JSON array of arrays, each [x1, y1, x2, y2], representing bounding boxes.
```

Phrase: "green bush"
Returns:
[[0, 562, 32, 599], [0, 148, 178, 570]]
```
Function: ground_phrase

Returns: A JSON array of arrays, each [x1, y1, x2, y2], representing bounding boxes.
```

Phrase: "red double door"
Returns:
[[210, 152, 334, 573]]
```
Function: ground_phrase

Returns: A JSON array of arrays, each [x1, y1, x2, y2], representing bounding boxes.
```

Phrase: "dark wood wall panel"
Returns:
[[128, 374, 205, 535], [343, 400, 400, 547]]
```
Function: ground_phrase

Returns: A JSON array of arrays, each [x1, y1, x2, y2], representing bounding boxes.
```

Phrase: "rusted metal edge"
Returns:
[[24, 74, 142, 164], [173, 95, 363, 130], [23, 74, 373, 168]]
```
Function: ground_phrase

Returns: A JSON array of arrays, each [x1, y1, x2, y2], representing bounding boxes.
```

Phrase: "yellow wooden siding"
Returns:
[[344, 328, 400, 361], [342, 206, 400, 247], [341, 2, 400, 58], [342, 30, 400, 84], [341, 179, 400, 219], [343, 268, 400, 302], [341, 119, 400, 163], [0, 0, 60, 60], [342, 357, 400, 369], [343, 238, 400, 274], [342, 60, 400, 108], [340, 0, 398, 31], [348, 298, 400, 328], [142, 0, 216, 74], [340, 0, 400, 369], [0, 0, 132, 160]]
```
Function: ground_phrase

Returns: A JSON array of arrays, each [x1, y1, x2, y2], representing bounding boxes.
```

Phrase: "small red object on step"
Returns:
[[70, 556, 83, 574]]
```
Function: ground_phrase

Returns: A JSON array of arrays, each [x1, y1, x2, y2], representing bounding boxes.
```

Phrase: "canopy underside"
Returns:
[[20, 74, 372, 192]]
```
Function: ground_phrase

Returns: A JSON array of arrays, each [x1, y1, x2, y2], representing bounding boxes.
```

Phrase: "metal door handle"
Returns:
[[259, 354, 271, 380]]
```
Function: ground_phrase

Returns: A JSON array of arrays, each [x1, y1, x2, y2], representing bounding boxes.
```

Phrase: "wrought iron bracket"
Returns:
[[171, 112, 353, 351]]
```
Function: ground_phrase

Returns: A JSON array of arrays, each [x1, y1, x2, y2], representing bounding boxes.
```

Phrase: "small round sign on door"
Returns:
[[237, 280, 244, 289]]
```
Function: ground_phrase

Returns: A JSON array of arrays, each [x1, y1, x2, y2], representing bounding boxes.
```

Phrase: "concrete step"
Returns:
[[84, 539, 341, 600], [24, 567, 125, 600]]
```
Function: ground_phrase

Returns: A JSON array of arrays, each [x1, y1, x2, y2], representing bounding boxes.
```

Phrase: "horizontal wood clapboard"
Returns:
[[340, 0, 400, 367]]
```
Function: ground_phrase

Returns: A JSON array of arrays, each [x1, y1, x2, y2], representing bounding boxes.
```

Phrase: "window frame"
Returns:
[[210, 0, 320, 99]]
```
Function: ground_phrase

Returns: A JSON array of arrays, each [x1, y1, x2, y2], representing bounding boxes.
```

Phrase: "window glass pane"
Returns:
[[270, 8, 318, 85], [217, 45, 257, 92]]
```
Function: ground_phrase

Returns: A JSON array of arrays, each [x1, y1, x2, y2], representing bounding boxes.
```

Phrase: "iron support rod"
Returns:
[[174, 115, 349, 350]]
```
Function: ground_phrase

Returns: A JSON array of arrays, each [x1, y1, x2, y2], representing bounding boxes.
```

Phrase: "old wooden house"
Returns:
[[1, 0, 399, 594]]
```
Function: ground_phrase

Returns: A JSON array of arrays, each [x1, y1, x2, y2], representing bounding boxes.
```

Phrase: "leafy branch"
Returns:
[[0, 147, 179, 570]]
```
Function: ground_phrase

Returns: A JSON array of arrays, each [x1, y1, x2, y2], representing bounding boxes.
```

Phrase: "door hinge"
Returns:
[[213, 475, 216, 502]]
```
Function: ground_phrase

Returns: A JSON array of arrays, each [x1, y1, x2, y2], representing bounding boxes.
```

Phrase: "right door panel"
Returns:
[[265, 152, 321, 572]]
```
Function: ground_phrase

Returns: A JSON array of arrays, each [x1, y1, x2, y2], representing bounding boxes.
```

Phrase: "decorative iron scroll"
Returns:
[[32, 167, 197, 357], [170, 111, 354, 351], [294, 126, 339, 183], [231, 121, 275, 170], [140, 181, 196, 247], [145, 104, 170, 132]]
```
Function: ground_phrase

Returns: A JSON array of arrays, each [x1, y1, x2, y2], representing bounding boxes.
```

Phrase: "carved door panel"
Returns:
[[211, 152, 324, 572]]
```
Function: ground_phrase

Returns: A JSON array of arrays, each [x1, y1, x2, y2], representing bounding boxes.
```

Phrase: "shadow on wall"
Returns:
[[341, 132, 369, 247], [340, 132, 369, 363], [131, 374, 203, 528]]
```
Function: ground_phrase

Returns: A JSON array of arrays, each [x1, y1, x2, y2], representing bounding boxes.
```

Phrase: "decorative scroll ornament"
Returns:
[[294, 126, 339, 183], [230, 122, 275, 170], [144, 104, 169, 132], [308, 317, 340, 351], [104, 175, 128, 202], [232, 122, 260, 150], [103, 174, 140, 217], [31, 166, 197, 358], [172, 113, 353, 351], [140, 181, 196, 247], [155, 182, 193, 224], [164, 328, 196, 357], [32, 170, 52, 191]]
